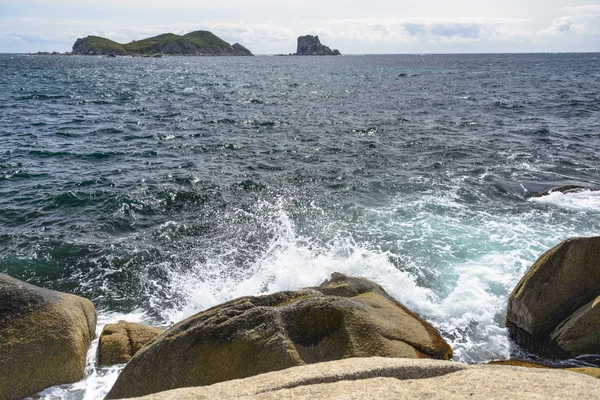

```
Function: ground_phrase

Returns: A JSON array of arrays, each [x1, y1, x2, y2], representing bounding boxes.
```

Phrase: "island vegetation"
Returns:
[[72, 30, 253, 56]]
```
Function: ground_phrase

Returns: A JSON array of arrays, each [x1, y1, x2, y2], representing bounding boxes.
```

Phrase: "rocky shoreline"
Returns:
[[1, 236, 600, 399]]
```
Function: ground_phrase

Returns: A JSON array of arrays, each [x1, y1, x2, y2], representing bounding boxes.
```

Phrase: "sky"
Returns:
[[1, 0, 599, 54]]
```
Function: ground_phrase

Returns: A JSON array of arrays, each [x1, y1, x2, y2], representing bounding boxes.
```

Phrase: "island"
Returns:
[[294, 35, 341, 56], [71, 31, 253, 56]]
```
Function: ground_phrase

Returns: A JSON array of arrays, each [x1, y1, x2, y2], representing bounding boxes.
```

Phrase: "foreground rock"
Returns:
[[106, 273, 451, 399], [295, 35, 341, 56], [0, 274, 97, 400], [98, 321, 163, 366], [506, 236, 600, 357], [487, 360, 600, 379], [119, 357, 600, 400]]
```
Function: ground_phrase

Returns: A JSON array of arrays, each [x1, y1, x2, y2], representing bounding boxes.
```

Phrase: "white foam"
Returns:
[[35, 311, 147, 400], [163, 204, 435, 324], [34, 186, 600, 398], [530, 190, 600, 213]]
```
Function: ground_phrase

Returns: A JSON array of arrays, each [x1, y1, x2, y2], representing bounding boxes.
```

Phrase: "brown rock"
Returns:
[[551, 295, 600, 356], [98, 321, 163, 366], [106, 273, 451, 399], [506, 236, 600, 357], [487, 360, 546, 368], [115, 358, 600, 400], [567, 367, 600, 379], [0, 274, 97, 400]]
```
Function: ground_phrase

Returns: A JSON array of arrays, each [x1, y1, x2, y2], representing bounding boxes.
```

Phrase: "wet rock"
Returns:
[[506, 236, 600, 357], [0, 274, 97, 400], [97, 321, 163, 366], [106, 273, 451, 399]]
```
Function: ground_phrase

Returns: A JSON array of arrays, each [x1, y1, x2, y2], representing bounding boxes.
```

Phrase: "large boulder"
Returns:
[[115, 357, 600, 400], [0, 274, 97, 400], [506, 236, 600, 357], [106, 273, 451, 399], [98, 321, 163, 366], [550, 295, 600, 355]]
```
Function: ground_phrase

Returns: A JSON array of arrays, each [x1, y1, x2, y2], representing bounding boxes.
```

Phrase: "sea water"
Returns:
[[0, 53, 599, 399]]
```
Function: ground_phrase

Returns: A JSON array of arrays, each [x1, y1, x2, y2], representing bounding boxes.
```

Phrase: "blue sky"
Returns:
[[1, 0, 599, 53]]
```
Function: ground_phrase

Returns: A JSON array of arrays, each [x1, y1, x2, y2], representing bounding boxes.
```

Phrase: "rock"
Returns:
[[114, 357, 600, 400], [487, 360, 600, 380], [231, 43, 253, 56], [0, 274, 97, 400], [294, 35, 341, 56], [506, 236, 600, 357], [550, 295, 600, 356], [98, 321, 163, 366], [487, 360, 546, 368], [568, 367, 600, 379], [72, 31, 254, 56], [106, 273, 451, 399]]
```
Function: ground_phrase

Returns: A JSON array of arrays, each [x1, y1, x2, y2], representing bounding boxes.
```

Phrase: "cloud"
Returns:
[[319, 18, 530, 45], [560, 5, 600, 16], [540, 17, 582, 36]]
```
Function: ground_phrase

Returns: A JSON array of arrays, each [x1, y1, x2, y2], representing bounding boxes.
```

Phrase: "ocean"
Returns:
[[1, 52, 599, 399]]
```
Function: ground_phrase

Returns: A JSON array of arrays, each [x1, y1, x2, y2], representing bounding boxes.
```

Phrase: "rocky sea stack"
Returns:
[[295, 35, 341, 56], [72, 31, 253, 56]]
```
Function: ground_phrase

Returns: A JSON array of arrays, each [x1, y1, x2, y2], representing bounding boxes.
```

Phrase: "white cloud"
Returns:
[[540, 17, 583, 36]]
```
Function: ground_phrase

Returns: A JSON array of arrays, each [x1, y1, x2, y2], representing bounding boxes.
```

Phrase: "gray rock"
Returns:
[[295, 35, 341, 56]]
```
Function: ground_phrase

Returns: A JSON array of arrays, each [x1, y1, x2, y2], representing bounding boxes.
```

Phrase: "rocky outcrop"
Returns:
[[295, 35, 341, 56], [72, 37, 126, 56], [506, 236, 600, 358], [0, 274, 97, 400], [231, 43, 253, 56], [98, 321, 163, 366], [533, 185, 599, 197], [72, 31, 253, 56], [106, 273, 451, 399], [113, 357, 600, 400]]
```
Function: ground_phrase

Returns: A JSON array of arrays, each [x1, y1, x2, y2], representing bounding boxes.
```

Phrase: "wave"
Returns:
[[529, 189, 600, 213]]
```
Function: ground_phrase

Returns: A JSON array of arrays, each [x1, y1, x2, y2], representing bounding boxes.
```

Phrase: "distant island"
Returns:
[[71, 31, 253, 56], [294, 35, 341, 56]]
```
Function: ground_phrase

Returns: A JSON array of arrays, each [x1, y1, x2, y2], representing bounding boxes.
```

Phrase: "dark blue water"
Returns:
[[1, 53, 599, 398]]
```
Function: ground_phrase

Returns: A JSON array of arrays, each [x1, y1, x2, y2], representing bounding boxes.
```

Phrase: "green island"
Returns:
[[72, 30, 253, 56]]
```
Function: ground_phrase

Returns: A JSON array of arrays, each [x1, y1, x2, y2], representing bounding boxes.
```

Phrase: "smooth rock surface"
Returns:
[[120, 357, 600, 400], [98, 321, 163, 366], [487, 360, 600, 379], [506, 236, 600, 356], [0, 274, 97, 400], [551, 295, 600, 356], [106, 273, 451, 399]]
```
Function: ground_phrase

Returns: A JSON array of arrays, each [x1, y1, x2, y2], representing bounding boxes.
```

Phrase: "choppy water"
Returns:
[[1, 53, 599, 399]]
